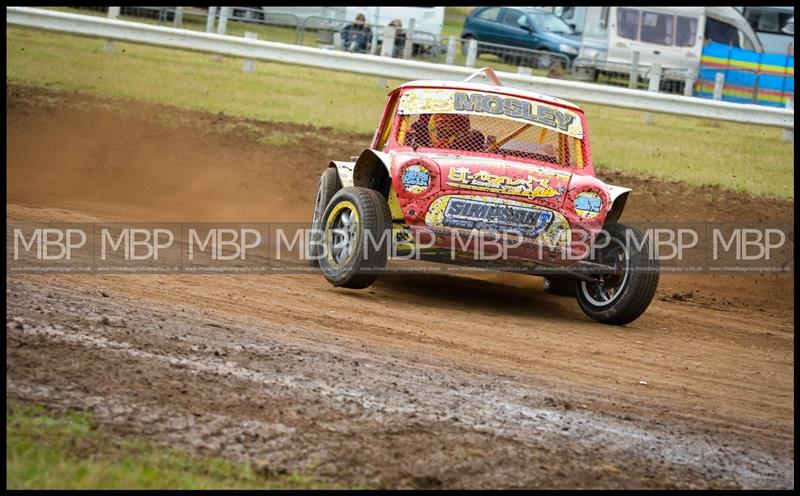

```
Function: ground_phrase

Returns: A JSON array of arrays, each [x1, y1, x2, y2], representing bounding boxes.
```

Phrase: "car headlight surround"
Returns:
[[559, 43, 578, 55]]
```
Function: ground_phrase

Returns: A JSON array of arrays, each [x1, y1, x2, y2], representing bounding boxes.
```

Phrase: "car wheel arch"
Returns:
[[604, 190, 630, 226], [351, 149, 393, 199]]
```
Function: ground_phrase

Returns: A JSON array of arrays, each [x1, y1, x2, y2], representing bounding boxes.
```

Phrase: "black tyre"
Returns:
[[308, 168, 342, 267], [543, 276, 576, 297], [576, 223, 659, 325], [319, 187, 392, 289]]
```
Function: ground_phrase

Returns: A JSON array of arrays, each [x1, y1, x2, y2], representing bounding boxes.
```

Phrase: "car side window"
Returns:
[[501, 8, 528, 29], [617, 8, 640, 40], [475, 7, 501, 22]]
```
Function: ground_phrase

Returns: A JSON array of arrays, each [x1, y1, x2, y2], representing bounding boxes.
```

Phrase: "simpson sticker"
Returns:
[[401, 165, 430, 193], [574, 191, 602, 219], [425, 195, 570, 244], [398, 88, 583, 139], [446, 167, 562, 199]]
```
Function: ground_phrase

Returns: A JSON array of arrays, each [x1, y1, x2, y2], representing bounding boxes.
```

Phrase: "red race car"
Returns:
[[309, 68, 659, 325]]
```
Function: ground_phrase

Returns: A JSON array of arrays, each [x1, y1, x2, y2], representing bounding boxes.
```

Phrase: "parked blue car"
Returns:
[[461, 7, 583, 68]]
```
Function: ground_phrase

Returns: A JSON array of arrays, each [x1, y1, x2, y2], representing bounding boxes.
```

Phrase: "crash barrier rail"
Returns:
[[460, 38, 573, 72], [60, 7, 797, 112], [572, 56, 697, 96], [7, 7, 793, 131]]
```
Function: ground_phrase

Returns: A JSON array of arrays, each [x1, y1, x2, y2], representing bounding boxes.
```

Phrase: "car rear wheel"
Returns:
[[576, 223, 659, 325], [319, 187, 392, 289], [308, 167, 341, 267]]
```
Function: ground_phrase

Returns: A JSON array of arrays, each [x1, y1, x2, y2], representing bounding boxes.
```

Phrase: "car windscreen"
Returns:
[[395, 113, 585, 169], [529, 12, 574, 34]]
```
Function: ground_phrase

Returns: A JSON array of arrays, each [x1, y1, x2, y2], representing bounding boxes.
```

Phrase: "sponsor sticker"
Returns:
[[398, 88, 584, 139], [401, 165, 430, 194], [446, 167, 562, 199], [574, 191, 602, 219]]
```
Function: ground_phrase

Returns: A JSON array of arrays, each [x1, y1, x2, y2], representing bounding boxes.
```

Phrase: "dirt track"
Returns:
[[6, 85, 795, 488]]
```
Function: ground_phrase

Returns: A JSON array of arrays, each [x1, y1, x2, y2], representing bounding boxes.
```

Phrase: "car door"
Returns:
[[467, 7, 503, 43], [495, 8, 536, 48]]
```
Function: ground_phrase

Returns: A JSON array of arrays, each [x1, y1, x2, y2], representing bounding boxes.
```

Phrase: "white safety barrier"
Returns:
[[7, 7, 793, 129]]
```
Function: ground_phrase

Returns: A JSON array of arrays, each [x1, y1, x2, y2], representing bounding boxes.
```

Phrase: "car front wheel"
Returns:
[[319, 187, 392, 289]]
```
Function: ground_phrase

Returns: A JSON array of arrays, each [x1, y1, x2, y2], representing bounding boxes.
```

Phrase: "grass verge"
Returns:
[[6, 400, 346, 489], [6, 25, 793, 199]]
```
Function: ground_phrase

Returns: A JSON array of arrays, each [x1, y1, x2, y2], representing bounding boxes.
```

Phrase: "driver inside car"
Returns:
[[407, 113, 485, 151], [428, 113, 485, 151]]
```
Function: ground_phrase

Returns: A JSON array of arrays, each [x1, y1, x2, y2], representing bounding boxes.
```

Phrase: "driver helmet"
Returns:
[[428, 113, 470, 148]]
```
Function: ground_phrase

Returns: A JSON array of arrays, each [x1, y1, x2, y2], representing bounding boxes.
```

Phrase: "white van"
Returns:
[[566, 7, 763, 85], [739, 6, 794, 55]]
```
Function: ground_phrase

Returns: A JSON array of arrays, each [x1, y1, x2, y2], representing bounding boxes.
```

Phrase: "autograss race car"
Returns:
[[309, 68, 659, 325]]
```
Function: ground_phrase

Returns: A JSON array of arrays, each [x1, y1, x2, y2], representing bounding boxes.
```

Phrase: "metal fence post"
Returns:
[[752, 72, 762, 104], [381, 26, 396, 57], [518, 66, 532, 76], [783, 96, 794, 142], [369, 29, 379, 55], [445, 35, 456, 65], [217, 6, 229, 35], [104, 7, 120, 53], [683, 73, 695, 97], [465, 38, 477, 67], [644, 63, 661, 124], [402, 18, 415, 59], [206, 7, 217, 33], [242, 32, 257, 72], [712, 72, 725, 101], [628, 51, 639, 89], [173, 7, 184, 28]]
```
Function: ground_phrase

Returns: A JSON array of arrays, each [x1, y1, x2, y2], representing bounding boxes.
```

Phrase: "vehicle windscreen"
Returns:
[[530, 12, 574, 34], [395, 112, 585, 168]]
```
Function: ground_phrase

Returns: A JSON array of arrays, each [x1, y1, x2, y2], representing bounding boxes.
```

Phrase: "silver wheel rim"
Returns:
[[329, 207, 358, 265], [580, 237, 629, 307]]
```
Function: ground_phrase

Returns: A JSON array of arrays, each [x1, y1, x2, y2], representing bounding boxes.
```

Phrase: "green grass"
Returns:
[[46, 7, 318, 47], [6, 26, 793, 199], [6, 400, 347, 489], [443, 7, 467, 40]]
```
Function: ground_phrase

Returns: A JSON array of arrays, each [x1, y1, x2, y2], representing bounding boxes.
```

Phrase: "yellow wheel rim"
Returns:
[[324, 200, 360, 269]]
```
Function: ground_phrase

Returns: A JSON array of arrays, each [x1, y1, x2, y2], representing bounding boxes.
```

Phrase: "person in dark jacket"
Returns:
[[388, 18, 407, 56], [342, 13, 372, 53]]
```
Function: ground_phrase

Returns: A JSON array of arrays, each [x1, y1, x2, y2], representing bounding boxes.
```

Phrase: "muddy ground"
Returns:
[[5, 84, 795, 488]]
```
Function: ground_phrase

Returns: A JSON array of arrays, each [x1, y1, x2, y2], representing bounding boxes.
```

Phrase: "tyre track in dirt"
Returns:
[[6, 84, 795, 488]]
